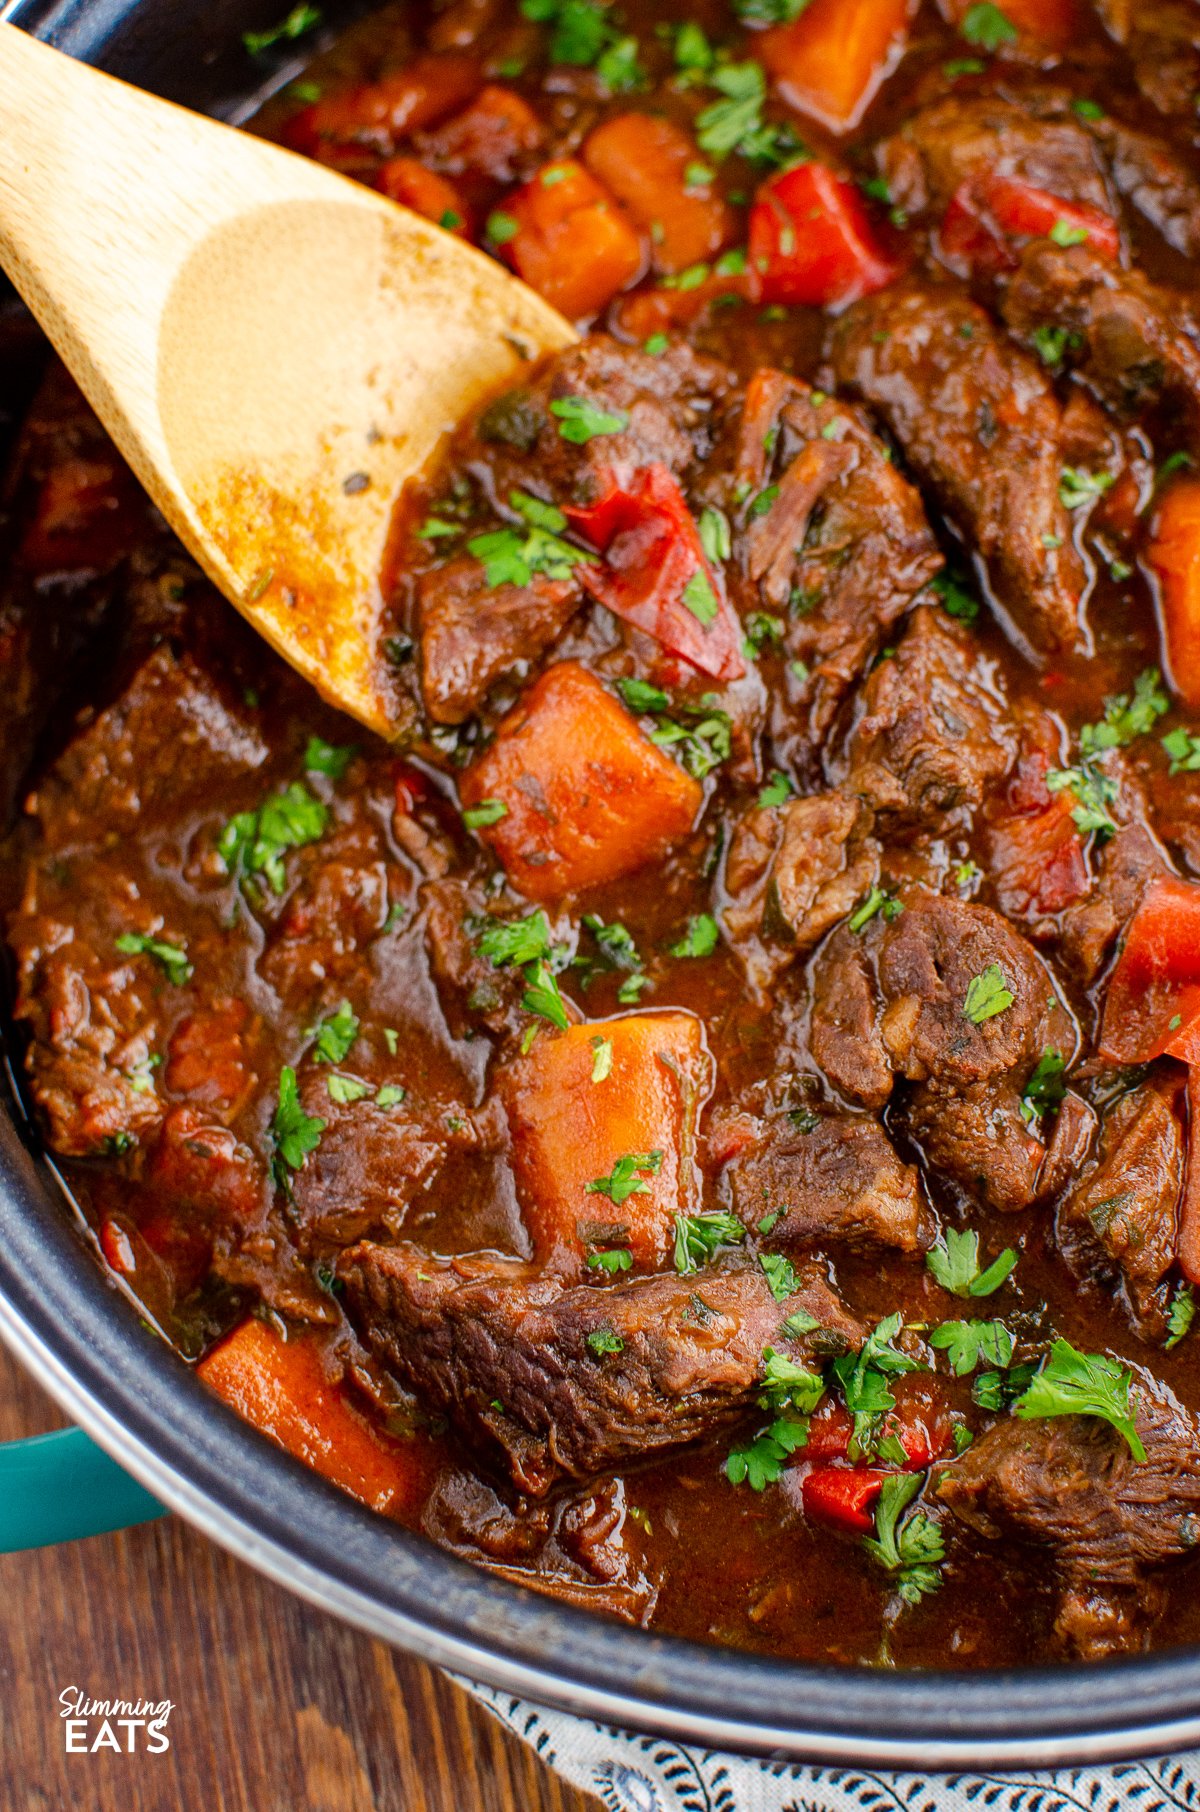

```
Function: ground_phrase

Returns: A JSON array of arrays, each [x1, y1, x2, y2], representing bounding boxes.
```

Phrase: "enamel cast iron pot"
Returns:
[[3, 0, 1200, 1768]]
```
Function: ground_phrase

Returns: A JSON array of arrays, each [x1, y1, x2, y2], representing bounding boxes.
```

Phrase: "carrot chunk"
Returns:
[[582, 113, 733, 276], [284, 54, 481, 158], [500, 159, 644, 320], [1148, 477, 1200, 711], [198, 1318, 430, 1516], [375, 157, 470, 233], [1099, 875, 1200, 1066], [760, 0, 915, 134], [500, 1012, 709, 1270], [459, 661, 702, 901]]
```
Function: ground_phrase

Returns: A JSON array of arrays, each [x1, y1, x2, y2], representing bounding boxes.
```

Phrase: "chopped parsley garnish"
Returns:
[[732, 0, 807, 21], [644, 332, 670, 357], [114, 932, 192, 987], [1059, 465, 1115, 510], [521, 959, 570, 1029], [848, 886, 902, 934], [863, 1474, 944, 1604], [375, 1084, 406, 1109], [308, 1000, 359, 1065], [467, 509, 586, 587], [416, 516, 460, 540], [587, 1149, 664, 1205], [963, 962, 1015, 1025], [930, 569, 980, 623], [759, 770, 794, 808], [1079, 669, 1168, 755], [929, 1318, 1015, 1377], [1163, 727, 1200, 774], [586, 1325, 625, 1356], [671, 913, 719, 959], [485, 210, 520, 246], [1021, 1047, 1067, 1128], [1167, 1284, 1195, 1351], [699, 506, 732, 563], [521, 0, 644, 86], [681, 568, 719, 626], [759, 1252, 799, 1302], [1046, 755, 1118, 838], [695, 60, 807, 168], [474, 910, 553, 969], [271, 1066, 325, 1176], [725, 1414, 808, 1489], [587, 1246, 634, 1274], [959, 2, 1017, 50], [549, 396, 629, 443], [1014, 1339, 1146, 1462], [588, 1034, 614, 1083], [830, 1313, 920, 1460], [1049, 219, 1090, 247], [243, 2, 320, 55], [1030, 323, 1072, 368], [926, 1228, 1017, 1298], [1072, 97, 1105, 121], [326, 1074, 370, 1105], [462, 798, 508, 829], [673, 1210, 745, 1275], [973, 1360, 1039, 1411], [303, 734, 356, 778], [218, 782, 328, 894], [944, 56, 985, 77], [617, 681, 733, 782], [674, 20, 714, 75]]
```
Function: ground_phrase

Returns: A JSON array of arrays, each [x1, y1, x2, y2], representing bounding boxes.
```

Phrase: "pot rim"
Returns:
[[6, 0, 1200, 1768]]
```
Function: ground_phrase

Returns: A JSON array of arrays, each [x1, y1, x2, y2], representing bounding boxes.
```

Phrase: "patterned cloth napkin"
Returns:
[[469, 1682, 1200, 1812]]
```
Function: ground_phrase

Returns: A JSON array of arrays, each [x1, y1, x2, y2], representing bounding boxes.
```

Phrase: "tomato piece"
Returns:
[[459, 661, 703, 900], [1100, 876, 1200, 1064], [565, 464, 746, 682], [937, 185, 1015, 276], [748, 161, 901, 309], [1148, 477, 1200, 711], [375, 156, 470, 233], [802, 1466, 886, 1533], [583, 113, 734, 276], [760, 0, 916, 135], [502, 159, 644, 321]]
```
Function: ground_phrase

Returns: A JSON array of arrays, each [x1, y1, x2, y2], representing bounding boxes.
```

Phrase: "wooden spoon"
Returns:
[[0, 24, 576, 737]]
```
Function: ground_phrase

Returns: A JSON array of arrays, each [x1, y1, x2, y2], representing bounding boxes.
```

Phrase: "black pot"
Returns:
[[2, 0, 1200, 1765]]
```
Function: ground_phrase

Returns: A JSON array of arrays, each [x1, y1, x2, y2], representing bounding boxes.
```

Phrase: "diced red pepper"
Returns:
[[760, 0, 916, 135], [748, 161, 902, 310], [566, 464, 746, 682], [802, 1466, 886, 1533], [1100, 875, 1200, 1065], [375, 156, 471, 234], [805, 1378, 954, 1470], [940, 177, 1119, 275]]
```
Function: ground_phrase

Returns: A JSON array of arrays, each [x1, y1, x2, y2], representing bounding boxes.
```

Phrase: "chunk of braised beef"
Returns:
[[839, 605, 1013, 832], [1058, 817, 1172, 983], [1056, 1077, 1184, 1344], [30, 644, 269, 850], [1002, 242, 1200, 429], [722, 1110, 927, 1256], [830, 283, 1086, 653], [718, 372, 941, 740], [722, 790, 879, 985], [469, 336, 733, 506], [1094, 0, 1200, 119], [259, 793, 394, 1003], [417, 555, 583, 725], [937, 1379, 1200, 1658], [420, 877, 529, 1040], [338, 1242, 859, 1495], [811, 890, 1075, 1211], [421, 1469, 658, 1624]]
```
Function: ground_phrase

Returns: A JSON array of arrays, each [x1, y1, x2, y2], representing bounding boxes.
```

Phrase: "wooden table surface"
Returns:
[[0, 1342, 601, 1812]]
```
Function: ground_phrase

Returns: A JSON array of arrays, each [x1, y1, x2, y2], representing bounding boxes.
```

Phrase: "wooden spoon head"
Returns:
[[157, 192, 575, 739]]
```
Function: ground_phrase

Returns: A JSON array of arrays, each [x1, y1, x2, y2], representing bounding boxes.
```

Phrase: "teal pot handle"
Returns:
[[0, 1426, 166, 1551]]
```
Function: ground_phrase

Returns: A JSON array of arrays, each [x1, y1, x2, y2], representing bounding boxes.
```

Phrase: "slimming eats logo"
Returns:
[[59, 1687, 174, 1753]]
